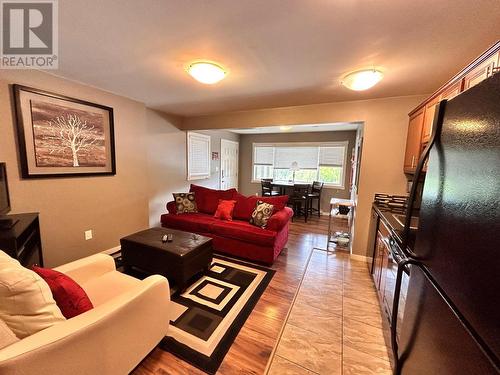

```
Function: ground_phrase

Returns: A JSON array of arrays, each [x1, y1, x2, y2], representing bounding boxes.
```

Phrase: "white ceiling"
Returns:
[[54, 1, 500, 116], [228, 123, 360, 134]]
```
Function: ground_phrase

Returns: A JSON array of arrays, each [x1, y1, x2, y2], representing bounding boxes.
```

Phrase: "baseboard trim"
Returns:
[[101, 245, 121, 256], [349, 254, 372, 263]]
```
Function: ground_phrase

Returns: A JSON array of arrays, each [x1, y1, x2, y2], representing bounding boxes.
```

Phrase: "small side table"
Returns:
[[327, 198, 355, 251]]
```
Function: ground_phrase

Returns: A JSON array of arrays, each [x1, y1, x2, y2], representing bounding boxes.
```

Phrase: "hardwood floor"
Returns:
[[133, 216, 353, 375]]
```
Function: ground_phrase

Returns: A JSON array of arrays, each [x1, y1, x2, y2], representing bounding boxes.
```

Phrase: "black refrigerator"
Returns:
[[393, 73, 500, 374]]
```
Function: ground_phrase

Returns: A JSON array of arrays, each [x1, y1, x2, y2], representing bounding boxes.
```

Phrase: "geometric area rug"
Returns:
[[160, 255, 275, 374]]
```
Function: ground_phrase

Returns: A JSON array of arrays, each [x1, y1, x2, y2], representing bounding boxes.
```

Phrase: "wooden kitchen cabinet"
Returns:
[[421, 96, 440, 143], [404, 108, 424, 173], [403, 41, 499, 174], [440, 80, 462, 100], [463, 51, 499, 90]]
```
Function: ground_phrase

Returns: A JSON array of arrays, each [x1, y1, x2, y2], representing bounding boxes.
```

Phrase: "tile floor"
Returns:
[[267, 249, 393, 375]]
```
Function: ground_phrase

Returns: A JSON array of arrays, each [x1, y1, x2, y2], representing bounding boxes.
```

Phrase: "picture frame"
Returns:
[[12, 84, 116, 178]]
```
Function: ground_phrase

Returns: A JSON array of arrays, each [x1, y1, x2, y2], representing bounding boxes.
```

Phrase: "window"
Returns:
[[187, 132, 211, 180], [252, 142, 347, 188]]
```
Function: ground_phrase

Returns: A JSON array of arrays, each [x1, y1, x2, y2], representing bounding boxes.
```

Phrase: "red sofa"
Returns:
[[160, 184, 293, 264]]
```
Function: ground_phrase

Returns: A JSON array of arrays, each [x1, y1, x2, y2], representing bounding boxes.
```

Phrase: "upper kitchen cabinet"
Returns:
[[440, 80, 462, 100], [404, 108, 424, 173], [421, 96, 440, 143], [463, 51, 499, 90], [403, 41, 500, 174]]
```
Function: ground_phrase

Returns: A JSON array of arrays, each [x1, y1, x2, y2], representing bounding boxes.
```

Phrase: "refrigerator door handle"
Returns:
[[400, 100, 447, 258], [391, 259, 500, 374]]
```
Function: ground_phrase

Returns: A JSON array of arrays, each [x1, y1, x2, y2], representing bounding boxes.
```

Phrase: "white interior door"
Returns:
[[220, 139, 239, 190]]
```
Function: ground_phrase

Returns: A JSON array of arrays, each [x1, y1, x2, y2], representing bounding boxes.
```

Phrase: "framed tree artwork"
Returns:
[[13, 85, 116, 178]]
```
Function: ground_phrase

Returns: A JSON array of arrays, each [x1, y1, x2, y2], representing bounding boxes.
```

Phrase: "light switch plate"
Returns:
[[84, 230, 93, 240]]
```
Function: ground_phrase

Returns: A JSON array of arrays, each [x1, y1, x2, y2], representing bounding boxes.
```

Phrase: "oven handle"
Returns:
[[390, 259, 499, 375]]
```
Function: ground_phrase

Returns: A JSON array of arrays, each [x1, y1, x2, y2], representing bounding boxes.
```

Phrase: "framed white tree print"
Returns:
[[13, 85, 116, 178]]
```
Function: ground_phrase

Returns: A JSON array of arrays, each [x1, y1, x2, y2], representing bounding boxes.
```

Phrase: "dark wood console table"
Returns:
[[0, 213, 43, 267]]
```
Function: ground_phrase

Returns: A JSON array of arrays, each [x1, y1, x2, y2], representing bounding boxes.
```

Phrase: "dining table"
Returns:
[[270, 181, 310, 195]]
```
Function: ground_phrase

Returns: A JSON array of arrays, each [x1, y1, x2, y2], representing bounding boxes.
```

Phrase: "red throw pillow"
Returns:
[[189, 184, 237, 214], [232, 193, 256, 220], [214, 199, 237, 221], [32, 266, 94, 319]]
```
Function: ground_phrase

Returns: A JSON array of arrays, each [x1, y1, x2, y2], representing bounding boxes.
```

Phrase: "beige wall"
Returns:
[[181, 95, 427, 257], [146, 109, 186, 228], [0, 70, 150, 267], [0, 67, 426, 263], [146, 113, 239, 227], [238, 131, 357, 209], [0, 71, 239, 266]]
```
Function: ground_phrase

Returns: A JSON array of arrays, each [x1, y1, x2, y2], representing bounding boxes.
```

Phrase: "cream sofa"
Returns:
[[0, 253, 171, 375]]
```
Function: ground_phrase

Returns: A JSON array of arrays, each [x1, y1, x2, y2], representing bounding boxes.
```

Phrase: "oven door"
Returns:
[[387, 239, 410, 343], [396, 266, 410, 342]]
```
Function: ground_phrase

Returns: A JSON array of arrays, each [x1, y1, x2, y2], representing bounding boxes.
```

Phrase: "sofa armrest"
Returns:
[[166, 201, 177, 214], [54, 253, 116, 285], [0, 275, 170, 375], [267, 207, 294, 232]]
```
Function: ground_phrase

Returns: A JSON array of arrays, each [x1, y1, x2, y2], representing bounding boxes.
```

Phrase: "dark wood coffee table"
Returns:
[[120, 227, 213, 291]]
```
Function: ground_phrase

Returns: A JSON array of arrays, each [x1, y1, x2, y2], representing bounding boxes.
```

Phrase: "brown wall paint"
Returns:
[[180, 95, 428, 257], [0, 70, 150, 267], [238, 131, 357, 209]]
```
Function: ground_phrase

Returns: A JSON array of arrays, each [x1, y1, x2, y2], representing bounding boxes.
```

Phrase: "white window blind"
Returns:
[[274, 147, 319, 169], [251, 141, 348, 187], [187, 132, 211, 180], [254, 146, 274, 165], [319, 146, 345, 167]]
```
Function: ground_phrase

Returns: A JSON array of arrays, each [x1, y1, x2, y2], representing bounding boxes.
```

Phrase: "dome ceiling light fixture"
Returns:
[[187, 61, 227, 84], [341, 69, 384, 91]]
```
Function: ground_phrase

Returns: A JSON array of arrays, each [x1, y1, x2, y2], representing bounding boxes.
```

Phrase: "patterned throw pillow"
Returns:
[[250, 200, 274, 228], [173, 192, 198, 214]]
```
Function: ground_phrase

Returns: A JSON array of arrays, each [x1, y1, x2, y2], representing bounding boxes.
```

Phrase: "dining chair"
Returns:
[[261, 179, 279, 196], [288, 184, 311, 222], [308, 181, 324, 217]]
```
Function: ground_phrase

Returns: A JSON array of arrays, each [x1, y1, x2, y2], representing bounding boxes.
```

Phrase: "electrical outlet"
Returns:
[[84, 230, 93, 240]]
